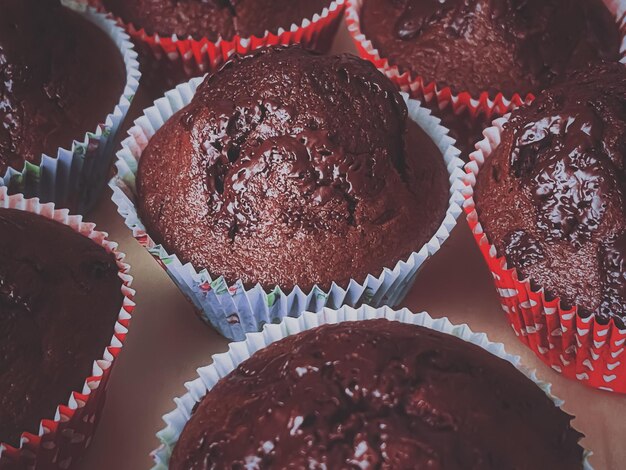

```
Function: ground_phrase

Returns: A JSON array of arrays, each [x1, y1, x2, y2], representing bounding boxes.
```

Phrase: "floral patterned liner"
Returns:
[[110, 76, 465, 341]]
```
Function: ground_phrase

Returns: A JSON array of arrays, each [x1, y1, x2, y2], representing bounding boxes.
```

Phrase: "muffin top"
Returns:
[[137, 46, 449, 291], [360, 0, 620, 97], [0, 208, 124, 446], [171, 319, 584, 469], [0, 0, 126, 175], [102, 0, 332, 40], [475, 63, 626, 327]]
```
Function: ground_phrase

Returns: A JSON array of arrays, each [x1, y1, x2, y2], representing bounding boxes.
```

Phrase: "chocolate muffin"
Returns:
[[137, 46, 449, 291], [0, 208, 123, 447], [102, 0, 332, 40], [170, 319, 584, 469], [360, 0, 621, 97], [0, 0, 126, 175], [475, 63, 626, 327]]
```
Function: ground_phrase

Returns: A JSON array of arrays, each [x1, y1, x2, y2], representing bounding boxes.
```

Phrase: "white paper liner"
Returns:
[[0, 4, 141, 214], [0, 188, 136, 468], [110, 76, 465, 341], [151, 305, 593, 470]]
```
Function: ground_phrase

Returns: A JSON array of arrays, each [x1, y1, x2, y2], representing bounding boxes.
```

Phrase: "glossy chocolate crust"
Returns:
[[0, 209, 123, 446], [0, 0, 125, 175], [475, 63, 626, 327], [360, 0, 620, 97], [171, 319, 584, 469], [102, 0, 331, 40], [137, 46, 448, 291]]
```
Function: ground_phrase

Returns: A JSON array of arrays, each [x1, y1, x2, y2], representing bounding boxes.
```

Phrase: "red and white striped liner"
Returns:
[[0, 188, 136, 469], [462, 118, 626, 394], [100, 0, 345, 87], [344, 0, 626, 118]]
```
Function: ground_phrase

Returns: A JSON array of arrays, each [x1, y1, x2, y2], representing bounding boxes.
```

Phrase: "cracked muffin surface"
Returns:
[[170, 319, 584, 470], [137, 46, 448, 291]]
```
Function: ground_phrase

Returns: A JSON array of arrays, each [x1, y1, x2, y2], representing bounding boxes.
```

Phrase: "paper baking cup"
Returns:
[[345, 0, 626, 117], [0, 188, 135, 469], [100, 0, 345, 91], [0, 4, 140, 215], [110, 76, 464, 341], [151, 304, 592, 469], [110, 78, 465, 341], [463, 117, 626, 393]]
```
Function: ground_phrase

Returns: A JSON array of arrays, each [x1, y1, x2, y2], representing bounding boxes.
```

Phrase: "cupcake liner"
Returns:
[[0, 188, 136, 469], [100, 0, 345, 92], [462, 117, 626, 393], [110, 76, 464, 341], [0, 4, 141, 215], [151, 304, 592, 469], [344, 0, 626, 118]]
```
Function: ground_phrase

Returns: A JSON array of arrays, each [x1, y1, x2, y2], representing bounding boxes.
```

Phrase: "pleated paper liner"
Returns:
[[151, 305, 592, 470], [0, 189, 136, 469], [344, 0, 626, 118], [110, 76, 465, 341], [0, 4, 141, 215], [97, 0, 346, 95], [462, 117, 626, 393], [421, 99, 492, 163]]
